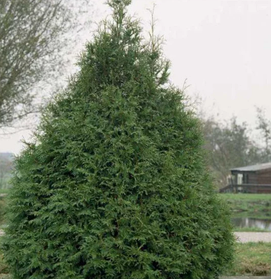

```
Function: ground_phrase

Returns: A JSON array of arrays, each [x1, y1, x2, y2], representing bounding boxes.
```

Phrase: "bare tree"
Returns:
[[256, 107, 271, 161], [0, 0, 94, 127], [0, 153, 13, 188], [202, 117, 262, 188]]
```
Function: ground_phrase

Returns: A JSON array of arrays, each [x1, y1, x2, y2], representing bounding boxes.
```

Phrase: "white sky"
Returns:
[[1, 0, 271, 154]]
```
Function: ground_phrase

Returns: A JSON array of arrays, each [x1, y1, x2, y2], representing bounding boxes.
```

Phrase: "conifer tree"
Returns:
[[2, 1, 233, 278]]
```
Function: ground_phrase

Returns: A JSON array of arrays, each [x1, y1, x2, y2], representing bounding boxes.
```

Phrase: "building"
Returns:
[[220, 162, 271, 193]]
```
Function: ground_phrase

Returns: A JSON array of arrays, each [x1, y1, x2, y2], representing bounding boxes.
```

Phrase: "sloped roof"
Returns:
[[231, 162, 271, 172]]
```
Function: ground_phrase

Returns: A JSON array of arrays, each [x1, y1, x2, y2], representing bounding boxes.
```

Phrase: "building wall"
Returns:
[[224, 168, 271, 193], [248, 173, 257, 184], [231, 171, 258, 184], [257, 169, 271, 185], [231, 171, 271, 185]]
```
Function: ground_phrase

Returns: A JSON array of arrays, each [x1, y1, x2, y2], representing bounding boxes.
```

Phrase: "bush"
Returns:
[[2, 1, 234, 278]]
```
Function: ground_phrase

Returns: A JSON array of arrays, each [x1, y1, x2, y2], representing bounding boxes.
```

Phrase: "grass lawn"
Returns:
[[224, 242, 271, 276], [220, 193, 271, 201]]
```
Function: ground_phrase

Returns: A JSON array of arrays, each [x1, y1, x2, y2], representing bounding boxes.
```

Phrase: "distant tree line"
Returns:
[[0, 153, 14, 189], [202, 108, 271, 189]]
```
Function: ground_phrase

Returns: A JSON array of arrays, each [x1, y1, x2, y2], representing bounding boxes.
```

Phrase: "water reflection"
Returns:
[[232, 218, 271, 230]]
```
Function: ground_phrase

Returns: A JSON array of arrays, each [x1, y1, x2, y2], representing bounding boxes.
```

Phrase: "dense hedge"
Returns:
[[2, 1, 234, 278]]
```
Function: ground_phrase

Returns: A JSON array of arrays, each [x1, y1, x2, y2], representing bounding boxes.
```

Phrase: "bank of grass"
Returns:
[[219, 193, 271, 216], [234, 227, 270, 232], [220, 193, 271, 201]]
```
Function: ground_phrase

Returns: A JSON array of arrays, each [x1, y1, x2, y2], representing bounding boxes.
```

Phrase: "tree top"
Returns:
[[107, 0, 132, 8], [107, 0, 132, 19]]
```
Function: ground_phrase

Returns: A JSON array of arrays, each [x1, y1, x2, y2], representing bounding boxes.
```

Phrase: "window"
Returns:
[[237, 174, 243, 185]]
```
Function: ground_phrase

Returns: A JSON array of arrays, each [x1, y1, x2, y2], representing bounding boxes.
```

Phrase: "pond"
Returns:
[[232, 217, 271, 231]]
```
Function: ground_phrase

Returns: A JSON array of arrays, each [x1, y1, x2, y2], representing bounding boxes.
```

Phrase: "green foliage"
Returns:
[[2, 1, 234, 278]]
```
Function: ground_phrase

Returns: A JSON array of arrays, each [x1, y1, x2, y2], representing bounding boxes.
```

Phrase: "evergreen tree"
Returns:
[[2, 1, 233, 278]]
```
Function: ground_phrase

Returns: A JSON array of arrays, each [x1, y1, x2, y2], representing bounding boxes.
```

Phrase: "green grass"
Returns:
[[224, 242, 271, 276], [233, 227, 270, 232], [220, 193, 271, 201], [219, 193, 271, 216]]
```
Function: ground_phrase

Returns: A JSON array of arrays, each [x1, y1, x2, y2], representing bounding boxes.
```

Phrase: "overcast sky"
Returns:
[[1, 0, 271, 154]]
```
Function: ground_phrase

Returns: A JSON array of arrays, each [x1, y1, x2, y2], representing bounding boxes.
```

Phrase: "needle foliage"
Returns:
[[2, 1, 234, 278]]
